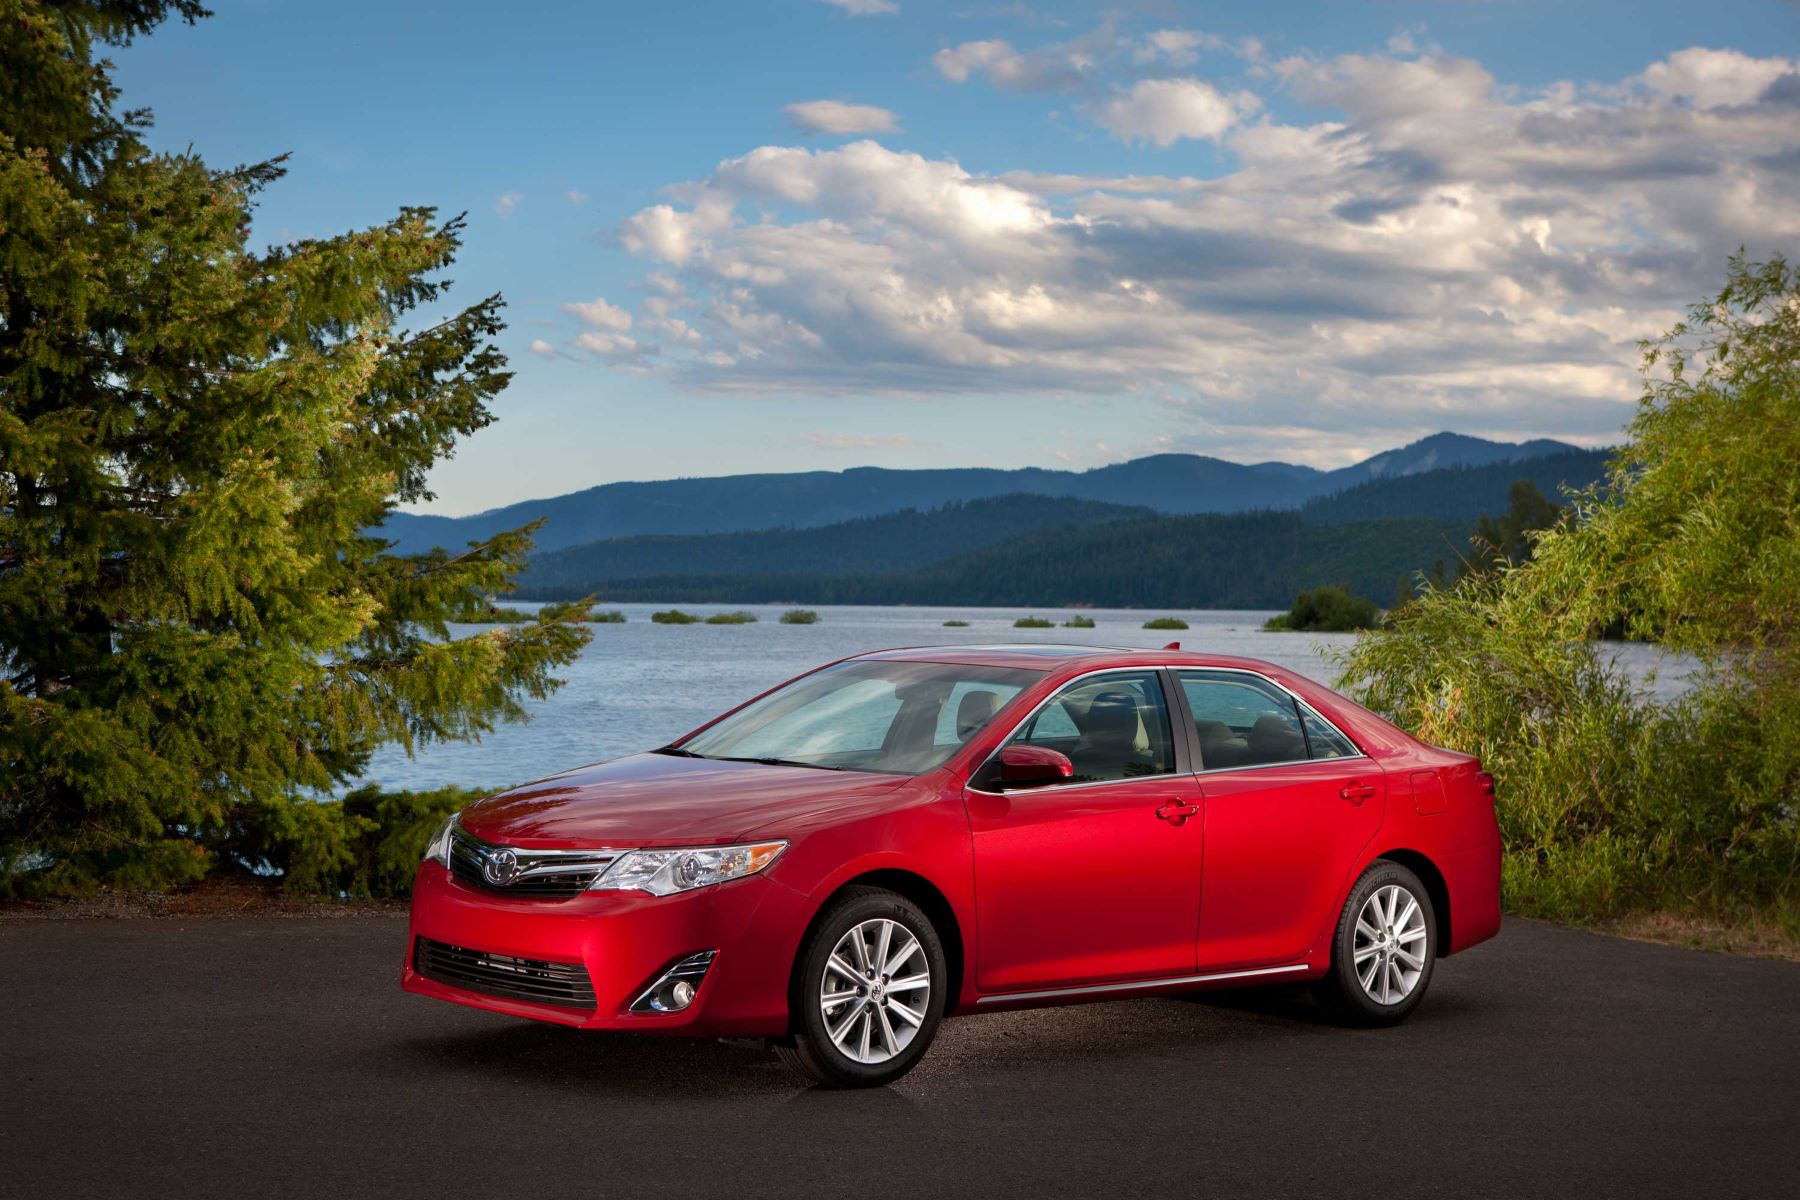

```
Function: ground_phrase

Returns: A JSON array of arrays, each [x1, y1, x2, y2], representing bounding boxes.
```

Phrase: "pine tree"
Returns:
[[1, 1, 592, 893]]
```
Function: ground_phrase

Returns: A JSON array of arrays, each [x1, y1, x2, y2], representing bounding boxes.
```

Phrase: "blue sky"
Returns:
[[115, 1, 1800, 514]]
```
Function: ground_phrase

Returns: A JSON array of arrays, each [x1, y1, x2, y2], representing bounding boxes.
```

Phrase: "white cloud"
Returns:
[[587, 44, 1800, 461], [492, 191, 522, 216], [529, 338, 557, 357], [565, 190, 588, 205], [1637, 47, 1796, 108], [1085, 78, 1260, 146], [784, 99, 902, 135], [565, 297, 633, 332], [819, 0, 896, 15]]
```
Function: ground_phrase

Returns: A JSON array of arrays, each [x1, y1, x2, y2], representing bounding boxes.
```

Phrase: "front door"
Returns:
[[965, 670, 1204, 993], [1177, 670, 1385, 969]]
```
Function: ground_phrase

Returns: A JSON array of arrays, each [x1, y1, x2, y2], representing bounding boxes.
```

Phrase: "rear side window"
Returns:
[[1300, 710, 1359, 759], [1179, 671, 1361, 769], [1181, 673, 1307, 769]]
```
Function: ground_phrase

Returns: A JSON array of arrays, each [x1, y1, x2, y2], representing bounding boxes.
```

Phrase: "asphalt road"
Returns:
[[2, 916, 1796, 1200]]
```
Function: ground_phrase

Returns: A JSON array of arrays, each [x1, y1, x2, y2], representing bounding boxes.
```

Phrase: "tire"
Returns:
[[1313, 860, 1438, 1026], [774, 886, 948, 1088]]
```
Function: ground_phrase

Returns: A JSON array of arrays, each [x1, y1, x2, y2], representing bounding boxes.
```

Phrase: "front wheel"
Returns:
[[1314, 860, 1437, 1026], [774, 887, 947, 1088]]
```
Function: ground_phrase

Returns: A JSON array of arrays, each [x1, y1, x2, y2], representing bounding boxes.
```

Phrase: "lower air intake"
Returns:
[[413, 937, 596, 1010]]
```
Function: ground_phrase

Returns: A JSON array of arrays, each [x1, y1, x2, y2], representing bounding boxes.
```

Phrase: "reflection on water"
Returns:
[[359, 603, 1699, 795]]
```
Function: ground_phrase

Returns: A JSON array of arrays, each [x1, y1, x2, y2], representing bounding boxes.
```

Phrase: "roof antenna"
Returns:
[[1163, 641, 1181, 651]]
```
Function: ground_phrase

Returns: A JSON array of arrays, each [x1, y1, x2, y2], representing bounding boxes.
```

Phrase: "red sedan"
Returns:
[[404, 644, 1501, 1087]]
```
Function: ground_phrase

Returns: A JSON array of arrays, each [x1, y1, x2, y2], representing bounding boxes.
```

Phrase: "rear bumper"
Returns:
[[401, 861, 810, 1036]]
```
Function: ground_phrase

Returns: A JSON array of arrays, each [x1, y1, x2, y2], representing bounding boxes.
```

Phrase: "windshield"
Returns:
[[674, 660, 1040, 775]]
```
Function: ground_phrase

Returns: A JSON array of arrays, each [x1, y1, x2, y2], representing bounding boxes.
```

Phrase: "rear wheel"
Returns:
[[774, 887, 947, 1088], [1314, 860, 1437, 1026]]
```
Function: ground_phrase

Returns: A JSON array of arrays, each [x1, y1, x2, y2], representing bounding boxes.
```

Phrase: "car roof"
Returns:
[[853, 643, 1295, 674]]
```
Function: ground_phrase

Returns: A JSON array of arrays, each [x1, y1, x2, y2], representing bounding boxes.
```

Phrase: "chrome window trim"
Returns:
[[1174, 666, 1370, 773], [975, 962, 1309, 1004], [965, 665, 1187, 796]]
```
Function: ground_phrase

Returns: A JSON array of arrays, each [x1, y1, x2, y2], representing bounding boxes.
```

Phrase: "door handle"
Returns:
[[1155, 801, 1200, 825], [1339, 783, 1378, 806]]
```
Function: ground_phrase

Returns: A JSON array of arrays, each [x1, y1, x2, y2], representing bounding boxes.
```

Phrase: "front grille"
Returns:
[[448, 827, 619, 899], [413, 937, 596, 1010]]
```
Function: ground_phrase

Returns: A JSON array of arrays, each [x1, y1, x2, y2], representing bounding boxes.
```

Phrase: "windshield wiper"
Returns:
[[715, 755, 848, 771], [656, 746, 708, 759]]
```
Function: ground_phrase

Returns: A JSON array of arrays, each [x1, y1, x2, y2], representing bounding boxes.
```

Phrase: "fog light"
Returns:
[[630, 950, 716, 1013]]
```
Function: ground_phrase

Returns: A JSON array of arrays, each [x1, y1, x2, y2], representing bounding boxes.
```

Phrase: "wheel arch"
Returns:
[[1378, 848, 1452, 952], [786, 868, 968, 1031]]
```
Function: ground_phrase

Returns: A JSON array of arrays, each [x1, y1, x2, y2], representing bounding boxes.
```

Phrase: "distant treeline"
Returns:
[[1295, 451, 1606, 523], [513, 513, 1474, 609]]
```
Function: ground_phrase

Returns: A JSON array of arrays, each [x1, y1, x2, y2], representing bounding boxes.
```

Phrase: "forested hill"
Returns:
[[514, 513, 1473, 610], [519, 495, 1153, 591], [1298, 449, 1608, 523], [383, 431, 1590, 554], [513, 448, 1610, 605]]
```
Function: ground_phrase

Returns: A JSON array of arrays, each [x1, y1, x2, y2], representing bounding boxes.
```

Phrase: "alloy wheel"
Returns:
[[1354, 884, 1429, 1005], [819, 917, 931, 1065]]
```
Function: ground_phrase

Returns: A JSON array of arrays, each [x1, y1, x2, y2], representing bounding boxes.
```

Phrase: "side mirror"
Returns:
[[998, 744, 1074, 787]]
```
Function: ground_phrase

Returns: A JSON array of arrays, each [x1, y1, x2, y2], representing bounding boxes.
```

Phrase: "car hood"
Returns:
[[456, 752, 914, 848]]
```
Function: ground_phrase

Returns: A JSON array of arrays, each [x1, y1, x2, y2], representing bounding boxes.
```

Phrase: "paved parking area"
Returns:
[[3, 915, 1796, 1199]]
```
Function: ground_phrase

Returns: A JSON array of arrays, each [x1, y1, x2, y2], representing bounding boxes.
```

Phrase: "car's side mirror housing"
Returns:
[[997, 744, 1074, 787]]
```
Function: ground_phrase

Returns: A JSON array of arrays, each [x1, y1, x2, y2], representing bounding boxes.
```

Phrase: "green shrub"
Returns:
[[704, 610, 758, 625], [779, 609, 819, 624], [1142, 617, 1189, 630], [651, 609, 701, 624], [1063, 615, 1096, 628], [1264, 584, 1380, 632], [1340, 255, 1800, 934], [943, 619, 970, 627], [1013, 616, 1053, 628], [233, 784, 488, 898], [587, 609, 627, 624]]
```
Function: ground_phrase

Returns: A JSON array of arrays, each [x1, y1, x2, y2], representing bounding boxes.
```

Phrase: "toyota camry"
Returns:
[[403, 644, 1501, 1087]]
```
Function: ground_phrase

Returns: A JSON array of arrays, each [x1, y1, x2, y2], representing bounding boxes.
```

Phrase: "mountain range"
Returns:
[[382, 432, 1592, 556]]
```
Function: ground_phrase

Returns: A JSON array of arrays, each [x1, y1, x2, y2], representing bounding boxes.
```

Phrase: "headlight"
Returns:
[[590, 841, 786, 896], [423, 813, 459, 866]]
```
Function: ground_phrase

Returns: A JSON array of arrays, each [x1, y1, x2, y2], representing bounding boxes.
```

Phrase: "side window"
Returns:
[[1300, 710, 1359, 759], [1180, 672, 1307, 769], [1010, 671, 1174, 784]]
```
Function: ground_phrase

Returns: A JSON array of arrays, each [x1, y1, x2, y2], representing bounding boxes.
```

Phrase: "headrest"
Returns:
[[955, 690, 1002, 740], [1248, 713, 1305, 759], [1193, 719, 1235, 747], [1074, 690, 1141, 747]]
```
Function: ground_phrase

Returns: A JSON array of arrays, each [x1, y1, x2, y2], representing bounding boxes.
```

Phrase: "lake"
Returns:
[[359, 602, 1700, 795]]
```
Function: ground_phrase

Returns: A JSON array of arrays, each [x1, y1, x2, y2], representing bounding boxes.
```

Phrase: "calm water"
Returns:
[[359, 603, 1699, 795]]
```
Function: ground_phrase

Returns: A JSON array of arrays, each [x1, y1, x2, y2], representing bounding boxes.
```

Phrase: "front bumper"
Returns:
[[401, 861, 810, 1036]]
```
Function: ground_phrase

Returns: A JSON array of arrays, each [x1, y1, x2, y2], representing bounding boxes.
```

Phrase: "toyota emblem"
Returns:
[[482, 847, 520, 886]]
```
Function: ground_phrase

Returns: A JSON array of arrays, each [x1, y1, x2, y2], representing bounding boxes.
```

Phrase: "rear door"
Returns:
[[965, 669, 1205, 993], [1176, 670, 1385, 970]]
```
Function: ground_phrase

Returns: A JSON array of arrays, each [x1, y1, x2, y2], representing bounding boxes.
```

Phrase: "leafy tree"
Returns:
[[1264, 584, 1379, 632], [1462, 480, 1562, 578], [0, 1, 591, 893], [1340, 255, 1800, 928]]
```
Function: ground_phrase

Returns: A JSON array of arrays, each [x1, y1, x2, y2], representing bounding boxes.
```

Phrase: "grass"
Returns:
[[1013, 616, 1054, 628], [1142, 617, 1189, 630], [586, 609, 626, 624], [704, 610, 758, 625], [1063, 615, 1096, 628], [943, 619, 970, 627], [779, 609, 819, 625], [650, 609, 700, 625]]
